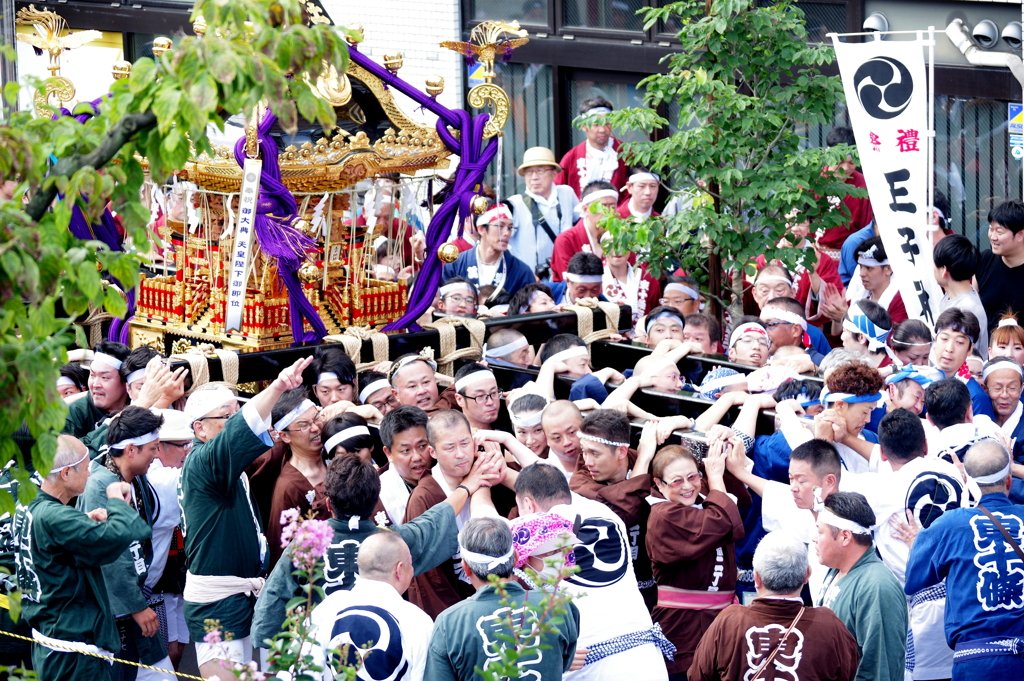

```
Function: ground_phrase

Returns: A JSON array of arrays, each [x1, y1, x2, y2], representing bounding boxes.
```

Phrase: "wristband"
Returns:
[[457, 484, 473, 497]]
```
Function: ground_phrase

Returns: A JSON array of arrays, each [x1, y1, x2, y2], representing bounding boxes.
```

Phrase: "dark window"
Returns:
[[562, 0, 645, 33]]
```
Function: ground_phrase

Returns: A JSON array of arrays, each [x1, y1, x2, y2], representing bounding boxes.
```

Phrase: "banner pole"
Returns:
[[928, 27, 935, 242]]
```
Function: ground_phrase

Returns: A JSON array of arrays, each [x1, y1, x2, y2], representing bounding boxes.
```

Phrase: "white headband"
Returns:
[[391, 354, 438, 382], [274, 399, 316, 432], [50, 451, 89, 474], [760, 306, 807, 330], [317, 372, 339, 386], [546, 345, 589, 365], [125, 368, 147, 385], [700, 372, 747, 395], [857, 244, 889, 268], [579, 432, 630, 448], [479, 205, 513, 226], [665, 282, 699, 300], [56, 376, 77, 388], [440, 282, 474, 298], [585, 106, 611, 116], [972, 460, 1012, 485], [510, 410, 543, 428], [579, 189, 619, 208], [755, 275, 793, 287], [565, 272, 603, 283], [628, 172, 660, 184], [729, 322, 770, 348], [819, 508, 871, 535], [454, 369, 495, 393], [109, 429, 160, 452], [645, 310, 683, 334], [359, 379, 393, 405], [324, 426, 372, 453], [484, 336, 528, 359], [92, 352, 123, 371], [459, 542, 515, 570], [999, 318, 1019, 328], [983, 360, 1024, 382]]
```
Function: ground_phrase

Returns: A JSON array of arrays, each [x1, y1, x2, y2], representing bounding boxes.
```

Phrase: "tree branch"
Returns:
[[750, 115, 792, 174], [25, 110, 158, 223]]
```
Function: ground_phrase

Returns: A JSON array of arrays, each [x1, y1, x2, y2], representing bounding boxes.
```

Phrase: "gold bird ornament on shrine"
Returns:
[[440, 20, 528, 84]]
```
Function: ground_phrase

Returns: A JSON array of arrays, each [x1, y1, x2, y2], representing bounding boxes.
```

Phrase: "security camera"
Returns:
[[863, 12, 889, 34], [972, 20, 999, 49], [1003, 21, 1022, 50]]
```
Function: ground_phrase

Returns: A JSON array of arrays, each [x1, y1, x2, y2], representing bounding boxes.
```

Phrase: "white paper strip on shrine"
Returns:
[[225, 158, 262, 333]]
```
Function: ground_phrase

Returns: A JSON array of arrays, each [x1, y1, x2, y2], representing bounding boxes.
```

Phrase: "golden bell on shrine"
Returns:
[[112, 60, 132, 80], [470, 194, 490, 216], [437, 242, 461, 264], [152, 37, 173, 58], [193, 16, 208, 36], [298, 262, 322, 283], [293, 217, 318, 238], [426, 75, 445, 98], [383, 53, 403, 73]]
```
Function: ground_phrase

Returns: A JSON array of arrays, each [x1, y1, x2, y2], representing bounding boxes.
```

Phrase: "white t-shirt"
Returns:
[[146, 459, 182, 589]]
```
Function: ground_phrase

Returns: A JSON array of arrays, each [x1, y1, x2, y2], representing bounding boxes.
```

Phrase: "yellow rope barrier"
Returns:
[[0, 628, 205, 680]]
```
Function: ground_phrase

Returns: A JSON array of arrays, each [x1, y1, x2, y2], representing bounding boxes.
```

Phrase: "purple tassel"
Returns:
[[232, 110, 327, 345]]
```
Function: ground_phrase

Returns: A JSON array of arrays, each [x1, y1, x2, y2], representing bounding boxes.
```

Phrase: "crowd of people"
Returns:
[[8, 98, 1024, 681]]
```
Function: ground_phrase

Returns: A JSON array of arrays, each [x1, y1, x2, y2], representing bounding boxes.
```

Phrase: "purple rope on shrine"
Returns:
[[232, 111, 327, 345], [56, 95, 136, 342]]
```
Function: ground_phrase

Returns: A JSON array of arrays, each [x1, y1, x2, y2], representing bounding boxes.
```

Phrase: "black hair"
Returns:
[[581, 179, 617, 199], [310, 346, 356, 388], [773, 378, 822, 404], [539, 334, 587, 363], [92, 341, 130, 381], [790, 439, 841, 480], [453, 362, 495, 395], [890, 319, 932, 348], [358, 370, 388, 399], [379, 405, 429, 449], [510, 393, 548, 417], [764, 296, 805, 318], [120, 346, 162, 383], [935, 307, 980, 346], [933, 189, 950, 231], [924, 378, 972, 429], [324, 456, 380, 520], [426, 409, 472, 447], [823, 492, 876, 547], [59, 363, 88, 390], [515, 462, 572, 505], [508, 282, 555, 316], [847, 300, 891, 353], [854, 236, 887, 264], [271, 387, 311, 429], [684, 313, 721, 347], [878, 408, 926, 464], [933, 234, 979, 282], [579, 409, 630, 448], [106, 406, 164, 456], [578, 96, 613, 116], [825, 126, 856, 147], [988, 199, 1024, 235], [566, 251, 603, 277], [321, 412, 374, 456]]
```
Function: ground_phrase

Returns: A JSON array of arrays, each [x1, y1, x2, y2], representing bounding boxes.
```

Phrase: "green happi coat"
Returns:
[[62, 394, 112, 439], [14, 490, 151, 681], [178, 407, 271, 641], [251, 503, 459, 647], [78, 460, 167, 665]]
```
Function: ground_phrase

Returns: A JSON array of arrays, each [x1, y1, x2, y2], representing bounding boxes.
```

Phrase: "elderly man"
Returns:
[[551, 180, 621, 283], [690, 531, 860, 681], [78, 406, 169, 681], [905, 440, 1024, 680], [816, 492, 908, 681], [308, 532, 434, 681], [15, 435, 152, 681], [178, 356, 311, 679], [617, 166, 660, 220], [425, 516, 580, 681], [507, 146, 580, 274], [557, 96, 629, 197], [63, 340, 130, 438]]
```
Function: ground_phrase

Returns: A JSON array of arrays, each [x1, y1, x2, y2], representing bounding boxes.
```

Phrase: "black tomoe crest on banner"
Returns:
[[854, 57, 914, 120]]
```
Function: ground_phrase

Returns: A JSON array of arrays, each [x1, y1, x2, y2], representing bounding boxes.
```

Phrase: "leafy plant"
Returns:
[[591, 0, 864, 318], [0, 0, 353, 500]]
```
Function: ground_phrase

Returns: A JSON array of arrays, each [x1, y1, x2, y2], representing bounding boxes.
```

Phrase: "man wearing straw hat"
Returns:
[[507, 146, 580, 276]]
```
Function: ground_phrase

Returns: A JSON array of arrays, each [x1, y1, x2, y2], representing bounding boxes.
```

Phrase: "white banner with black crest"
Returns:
[[831, 33, 941, 326]]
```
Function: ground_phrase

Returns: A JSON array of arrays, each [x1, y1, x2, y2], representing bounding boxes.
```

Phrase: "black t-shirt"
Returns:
[[977, 250, 1024, 332]]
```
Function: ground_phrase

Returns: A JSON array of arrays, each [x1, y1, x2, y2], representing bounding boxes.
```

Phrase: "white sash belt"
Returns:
[[32, 628, 114, 660], [183, 572, 266, 603]]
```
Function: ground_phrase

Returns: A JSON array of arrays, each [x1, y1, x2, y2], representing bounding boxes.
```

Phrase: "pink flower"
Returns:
[[279, 508, 301, 547], [203, 629, 222, 645], [287, 517, 333, 570]]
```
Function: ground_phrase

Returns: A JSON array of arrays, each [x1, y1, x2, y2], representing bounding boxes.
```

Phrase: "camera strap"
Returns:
[[524, 195, 560, 245]]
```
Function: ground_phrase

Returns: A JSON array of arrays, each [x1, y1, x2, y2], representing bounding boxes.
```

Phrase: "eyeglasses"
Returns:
[[284, 413, 325, 433], [444, 294, 476, 306], [371, 393, 401, 411], [988, 385, 1023, 397], [660, 297, 696, 306], [763, 321, 794, 330], [463, 389, 501, 404], [198, 414, 232, 422], [736, 336, 771, 349], [163, 441, 194, 452], [660, 472, 701, 489]]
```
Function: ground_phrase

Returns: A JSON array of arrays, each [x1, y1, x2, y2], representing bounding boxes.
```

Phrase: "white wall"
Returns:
[[321, 0, 465, 130]]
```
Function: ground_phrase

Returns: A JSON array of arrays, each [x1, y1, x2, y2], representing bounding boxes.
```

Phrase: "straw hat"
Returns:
[[517, 147, 561, 176]]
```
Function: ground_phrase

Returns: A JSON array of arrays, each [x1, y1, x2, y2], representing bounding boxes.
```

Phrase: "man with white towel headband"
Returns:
[[63, 340, 131, 439], [617, 166, 660, 220], [550, 180, 625, 283], [556, 95, 629, 198]]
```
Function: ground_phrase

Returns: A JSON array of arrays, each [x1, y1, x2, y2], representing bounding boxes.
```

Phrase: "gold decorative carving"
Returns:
[[16, 6, 101, 116], [468, 83, 510, 139]]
